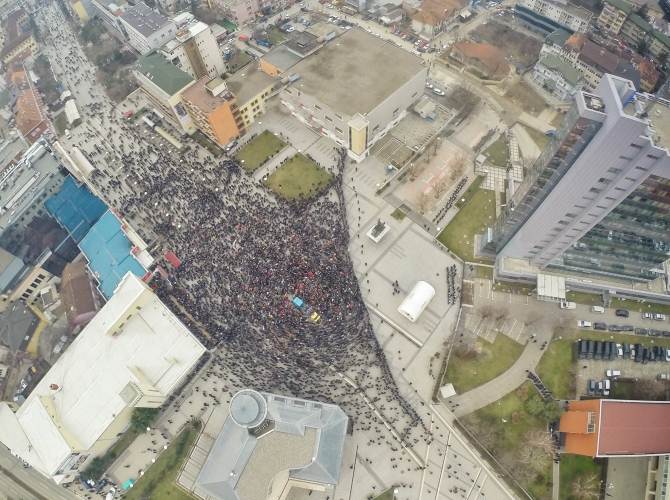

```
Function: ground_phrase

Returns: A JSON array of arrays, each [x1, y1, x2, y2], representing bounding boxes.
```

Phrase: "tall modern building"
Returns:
[[488, 74, 670, 282]]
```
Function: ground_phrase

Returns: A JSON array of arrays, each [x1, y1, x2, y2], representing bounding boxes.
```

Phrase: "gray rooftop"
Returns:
[[285, 31, 320, 57], [288, 28, 425, 116], [195, 390, 348, 500], [136, 52, 194, 96], [226, 65, 275, 106], [0, 142, 63, 237], [262, 45, 301, 73], [120, 2, 171, 37]]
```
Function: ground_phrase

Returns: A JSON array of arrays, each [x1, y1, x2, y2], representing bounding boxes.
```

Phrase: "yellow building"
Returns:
[[69, 0, 90, 23]]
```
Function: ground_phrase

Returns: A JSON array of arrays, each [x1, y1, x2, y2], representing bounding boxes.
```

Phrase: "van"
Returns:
[[560, 301, 577, 309], [606, 369, 621, 378], [603, 379, 611, 390], [577, 320, 592, 328], [591, 306, 605, 313]]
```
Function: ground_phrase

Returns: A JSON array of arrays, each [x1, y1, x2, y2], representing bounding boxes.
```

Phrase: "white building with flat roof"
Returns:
[[117, 2, 176, 55], [0, 272, 206, 484]]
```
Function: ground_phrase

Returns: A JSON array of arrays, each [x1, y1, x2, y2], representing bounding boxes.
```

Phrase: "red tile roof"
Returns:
[[412, 0, 466, 26], [597, 400, 670, 456], [451, 42, 509, 78]]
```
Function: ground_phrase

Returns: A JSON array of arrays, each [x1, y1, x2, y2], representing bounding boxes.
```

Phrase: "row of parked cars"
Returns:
[[577, 320, 670, 337], [577, 339, 670, 362]]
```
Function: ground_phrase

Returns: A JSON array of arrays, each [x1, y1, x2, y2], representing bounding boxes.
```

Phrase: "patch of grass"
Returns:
[[520, 124, 549, 150], [266, 153, 332, 200], [82, 428, 141, 481], [192, 131, 223, 157], [505, 81, 547, 115], [491, 281, 532, 294], [559, 455, 602, 500], [565, 291, 602, 306], [455, 176, 484, 209], [53, 113, 68, 135], [460, 383, 553, 499], [445, 334, 524, 393], [610, 297, 670, 316], [226, 50, 252, 73], [123, 421, 201, 500], [390, 208, 406, 221], [474, 265, 493, 279], [266, 26, 286, 45], [483, 136, 508, 167], [373, 488, 395, 500], [437, 187, 495, 262], [235, 131, 286, 172], [537, 339, 575, 399]]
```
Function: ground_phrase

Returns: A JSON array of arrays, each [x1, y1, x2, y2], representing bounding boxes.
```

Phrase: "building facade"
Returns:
[[515, 0, 593, 33], [487, 74, 670, 282], [134, 52, 196, 133], [181, 76, 245, 146], [533, 54, 584, 100], [160, 12, 225, 80]]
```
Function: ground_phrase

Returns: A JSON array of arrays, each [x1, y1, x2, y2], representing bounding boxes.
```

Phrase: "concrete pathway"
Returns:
[[445, 324, 553, 417], [552, 460, 560, 500]]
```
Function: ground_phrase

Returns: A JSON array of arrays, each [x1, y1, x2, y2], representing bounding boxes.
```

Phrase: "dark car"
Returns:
[[588, 379, 596, 393], [615, 309, 630, 317], [593, 341, 602, 360], [577, 340, 585, 359], [623, 343, 630, 356], [586, 340, 594, 359], [594, 322, 607, 331], [608, 342, 615, 360], [636, 327, 650, 335], [599, 342, 607, 359], [650, 329, 662, 337], [635, 345, 643, 362]]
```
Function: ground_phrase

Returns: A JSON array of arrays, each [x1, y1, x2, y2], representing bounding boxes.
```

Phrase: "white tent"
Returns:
[[397, 281, 435, 322]]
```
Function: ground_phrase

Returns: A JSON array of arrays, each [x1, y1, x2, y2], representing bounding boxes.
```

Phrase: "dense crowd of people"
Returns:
[[36, 0, 433, 453]]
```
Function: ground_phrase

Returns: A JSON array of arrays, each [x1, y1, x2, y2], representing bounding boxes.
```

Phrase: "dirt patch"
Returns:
[[505, 81, 547, 115], [470, 22, 542, 70]]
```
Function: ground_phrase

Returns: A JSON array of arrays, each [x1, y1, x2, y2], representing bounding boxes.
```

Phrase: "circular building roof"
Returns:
[[229, 389, 267, 428]]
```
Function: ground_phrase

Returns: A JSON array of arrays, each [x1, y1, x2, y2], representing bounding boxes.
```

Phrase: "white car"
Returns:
[[426, 82, 434, 89], [654, 313, 667, 321], [577, 320, 592, 328], [432, 88, 445, 96]]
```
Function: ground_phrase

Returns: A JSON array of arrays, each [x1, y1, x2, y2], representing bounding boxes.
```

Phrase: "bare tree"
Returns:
[[434, 177, 449, 199], [417, 192, 431, 214], [571, 473, 600, 500], [449, 154, 466, 181]]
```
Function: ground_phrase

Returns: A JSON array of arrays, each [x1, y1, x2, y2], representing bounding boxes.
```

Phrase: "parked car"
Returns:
[[560, 301, 577, 310], [606, 369, 621, 377], [591, 306, 605, 313], [577, 320, 592, 328], [432, 87, 445, 96], [594, 322, 607, 331], [654, 313, 667, 321], [642, 312, 653, 320], [615, 309, 630, 317]]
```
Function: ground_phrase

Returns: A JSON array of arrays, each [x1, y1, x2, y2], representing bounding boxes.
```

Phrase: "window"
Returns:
[[607, 167, 622, 174], [589, 187, 601, 194], [325, 116, 333, 122], [335, 127, 343, 134], [315, 104, 321, 110], [392, 107, 399, 116]]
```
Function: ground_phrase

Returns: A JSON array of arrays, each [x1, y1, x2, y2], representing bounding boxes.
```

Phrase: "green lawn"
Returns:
[[390, 208, 406, 221], [266, 26, 286, 45], [455, 175, 484, 209], [235, 131, 286, 172], [445, 334, 524, 393], [460, 383, 553, 499], [373, 488, 395, 500], [483, 136, 508, 167], [565, 291, 603, 306], [437, 187, 496, 262], [610, 297, 670, 315], [124, 421, 201, 500], [536, 339, 575, 399], [53, 112, 68, 135], [266, 153, 332, 200], [82, 428, 141, 481], [559, 455, 602, 500]]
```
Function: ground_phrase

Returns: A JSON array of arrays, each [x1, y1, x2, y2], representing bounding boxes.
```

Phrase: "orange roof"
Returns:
[[559, 410, 589, 434], [560, 399, 599, 457], [412, 0, 466, 26], [15, 88, 48, 143], [564, 32, 587, 51], [452, 42, 509, 77], [638, 58, 660, 86]]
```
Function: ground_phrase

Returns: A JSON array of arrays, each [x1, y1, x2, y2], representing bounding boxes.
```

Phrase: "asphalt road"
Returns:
[[0, 445, 78, 500]]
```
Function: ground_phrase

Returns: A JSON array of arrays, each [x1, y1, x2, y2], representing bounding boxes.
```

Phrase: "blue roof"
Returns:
[[45, 176, 107, 243], [79, 210, 147, 299]]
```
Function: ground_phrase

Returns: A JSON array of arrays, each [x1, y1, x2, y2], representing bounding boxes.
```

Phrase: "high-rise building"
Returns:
[[160, 13, 225, 80], [488, 74, 670, 282]]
